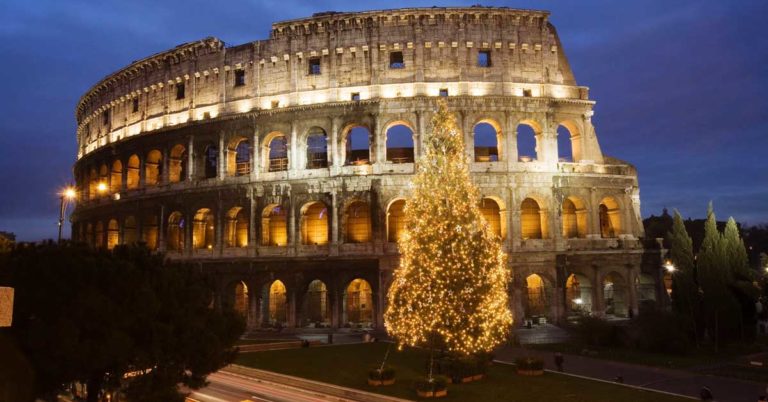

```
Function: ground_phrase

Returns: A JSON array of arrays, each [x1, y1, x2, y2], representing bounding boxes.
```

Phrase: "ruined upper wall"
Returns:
[[75, 6, 583, 157]]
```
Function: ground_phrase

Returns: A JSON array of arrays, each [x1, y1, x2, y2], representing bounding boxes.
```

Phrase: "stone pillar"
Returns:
[[288, 200, 296, 247], [161, 147, 170, 185], [331, 191, 339, 245], [217, 133, 225, 180], [372, 113, 382, 165], [248, 189, 257, 249], [627, 268, 639, 316], [591, 269, 604, 316], [158, 205, 166, 252], [187, 136, 195, 181], [506, 113, 518, 168], [331, 118, 341, 169], [215, 201, 224, 254], [588, 187, 600, 238], [290, 122, 298, 171], [413, 111, 422, 161], [138, 156, 146, 188], [288, 290, 297, 328], [184, 211, 193, 256], [331, 287, 341, 329], [250, 127, 259, 181]]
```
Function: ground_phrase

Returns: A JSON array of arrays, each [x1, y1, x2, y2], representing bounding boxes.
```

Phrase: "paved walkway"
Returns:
[[497, 346, 766, 402]]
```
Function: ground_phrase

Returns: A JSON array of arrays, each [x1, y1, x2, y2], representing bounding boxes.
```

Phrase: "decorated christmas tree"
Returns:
[[384, 100, 512, 356]]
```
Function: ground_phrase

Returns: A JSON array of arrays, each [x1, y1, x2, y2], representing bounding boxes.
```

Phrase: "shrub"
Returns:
[[514, 357, 544, 371], [368, 366, 395, 381], [415, 375, 449, 393], [573, 316, 620, 347], [628, 309, 690, 355]]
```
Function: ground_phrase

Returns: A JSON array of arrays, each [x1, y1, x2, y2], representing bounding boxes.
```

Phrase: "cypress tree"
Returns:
[[722, 217, 759, 341], [666, 210, 700, 344]]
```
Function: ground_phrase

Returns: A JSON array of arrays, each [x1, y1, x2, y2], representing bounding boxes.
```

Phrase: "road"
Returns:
[[187, 371, 356, 402]]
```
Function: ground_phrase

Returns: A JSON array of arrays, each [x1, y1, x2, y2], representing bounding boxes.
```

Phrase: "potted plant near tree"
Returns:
[[515, 357, 545, 376]]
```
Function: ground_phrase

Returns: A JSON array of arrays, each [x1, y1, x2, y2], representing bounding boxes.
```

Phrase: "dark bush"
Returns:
[[573, 316, 620, 347], [628, 309, 690, 355]]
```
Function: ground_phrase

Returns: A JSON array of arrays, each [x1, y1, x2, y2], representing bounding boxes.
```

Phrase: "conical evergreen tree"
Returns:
[[667, 210, 700, 340], [722, 217, 750, 279], [722, 217, 759, 341], [384, 100, 512, 356]]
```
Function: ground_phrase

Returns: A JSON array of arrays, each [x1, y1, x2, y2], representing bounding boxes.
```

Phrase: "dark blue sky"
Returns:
[[1, 0, 767, 241]]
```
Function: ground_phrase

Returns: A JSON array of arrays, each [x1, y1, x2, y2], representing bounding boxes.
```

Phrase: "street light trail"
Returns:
[[190, 371, 356, 402]]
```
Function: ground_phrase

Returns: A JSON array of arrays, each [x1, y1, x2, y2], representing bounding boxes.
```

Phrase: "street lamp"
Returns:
[[663, 260, 676, 273], [58, 186, 77, 243]]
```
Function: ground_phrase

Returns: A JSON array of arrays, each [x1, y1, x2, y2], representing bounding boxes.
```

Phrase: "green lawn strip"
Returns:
[[235, 339, 291, 345], [234, 343, 687, 402], [527, 342, 760, 369]]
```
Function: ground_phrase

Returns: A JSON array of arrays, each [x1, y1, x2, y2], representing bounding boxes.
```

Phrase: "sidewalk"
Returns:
[[497, 346, 766, 402]]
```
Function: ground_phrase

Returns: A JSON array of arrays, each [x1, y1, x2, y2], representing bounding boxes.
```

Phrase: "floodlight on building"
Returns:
[[97, 182, 108, 193], [573, 298, 583, 305], [663, 260, 676, 273]]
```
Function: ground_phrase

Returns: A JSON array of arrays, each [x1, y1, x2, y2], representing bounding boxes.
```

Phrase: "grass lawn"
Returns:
[[235, 339, 289, 345], [234, 343, 688, 401], [528, 342, 765, 369]]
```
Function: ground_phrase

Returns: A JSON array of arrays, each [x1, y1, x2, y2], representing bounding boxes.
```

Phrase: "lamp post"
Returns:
[[58, 186, 77, 243]]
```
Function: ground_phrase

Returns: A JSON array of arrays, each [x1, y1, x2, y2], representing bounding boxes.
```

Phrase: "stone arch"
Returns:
[[262, 131, 289, 172], [142, 214, 158, 250], [306, 127, 329, 169], [226, 136, 251, 177], [562, 196, 588, 238], [263, 280, 288, 326], [565, 273, 593, 315], [599, 196, 622, 238], [145, 149, 162, 186], [384, 121, 414, 164], [261, 204, 288, 246], [344, 200, 372, 243], [473, 119, 503, 162], [110, 160, 123, 192], [192, 208, 215, 249], [203, 143, 218, 179], [521, 197, 547, 239], [603, 271, 628, 317], [557, 120, 582, 162], [300, 201, 329, 245], [88, 167, 98, 198], [301, 279, 330, 327], [524, 273, 554, 320], [126, 154, 140, 189], [168, 144, 186, 183], [106, 218, 119, 250], [386, 198, 406, 243], [166, 211, 185, 251], [480, 196, 506, 240], [225, 206, 249, 248], [232, 280, 249, 316], [343, 278, 373, 327], [516, 119, 542, 162], [342, 124, 371, 165], [98, 163, 108, 194], [95, 221, 105, 248], [123, 215, 138, 245]]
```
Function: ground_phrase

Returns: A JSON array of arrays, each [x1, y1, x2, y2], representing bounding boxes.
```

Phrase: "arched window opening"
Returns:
[[98, 164, 109, 195], [123, 216, 138, 245], [387, 200, 406, 243], [88, 168, 98, 198], [301, 202, 329, 245], [110, 160, 123, 192], [267, 280, 287, 325], [192, 208, 215, 249], [141, 215, 158, 250], [525, 274, 551, 319], [204, 145, 218, 179], [95, 221, 104, 248], [145, 149, 162, 186], [261, 204, 287, 246], [107, 219, 119, 250], [562, 197, 588, 239], [386, 124, 414, 164], [603, 272, 628, 318], [521, 198, 543, 240], [566, 273, 593, 315], [267, 135, 288, 172], [225, 207, 248, 248], [345, 126, 370, 165], [345, 278, 373, 327], [227, 138, 251, 176], [517, 123, 538, 162], [302, 280, 329, 327], [474, 122, 500, 162], [306, 128, 328, 169], [126, 154, 140, 189], [345, 201, 371, 243], [557, 121, 582, 162], [169, 144, 186, 183], [599, 197, 621, 238], [479, 198, 502, 239], [167, 212, 185, 251], [234, 281, 249, 316]]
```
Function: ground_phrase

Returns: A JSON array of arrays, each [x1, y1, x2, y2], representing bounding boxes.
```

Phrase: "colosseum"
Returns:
[[71, 6, 667, 332]]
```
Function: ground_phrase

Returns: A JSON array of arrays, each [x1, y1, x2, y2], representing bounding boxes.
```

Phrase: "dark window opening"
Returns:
[[439, 88, 449, 97], [132, 98, 139, 113], [523, 89, 532, 97], [102, 110, 110, 126], [309, 58, 321, 75], [176, 83, 185, 100], [271, 100, 280, 109], [478, 50, 492, 67], [389, 51, 404, 69], [351, 92, 360, 101], [234, 69, 245, 87]]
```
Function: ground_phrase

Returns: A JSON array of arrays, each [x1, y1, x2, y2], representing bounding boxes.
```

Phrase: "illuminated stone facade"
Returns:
[[72, 7, 665, 330]]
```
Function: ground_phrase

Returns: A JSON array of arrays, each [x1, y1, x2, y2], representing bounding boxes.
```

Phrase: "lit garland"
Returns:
[[384, 100, 513, 355]]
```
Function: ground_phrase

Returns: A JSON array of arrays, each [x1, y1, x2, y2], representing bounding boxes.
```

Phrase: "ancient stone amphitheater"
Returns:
[[72, 6, 665, 331]]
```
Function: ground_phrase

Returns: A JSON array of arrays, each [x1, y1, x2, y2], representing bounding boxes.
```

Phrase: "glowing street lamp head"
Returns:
[[663, 260, 676, 273], [97, 182, 108, 193], [62, 187, 77, 200]]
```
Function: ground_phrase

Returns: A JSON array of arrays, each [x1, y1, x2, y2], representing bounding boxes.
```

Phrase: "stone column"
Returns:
[[331, 287, 341, 329], [588, 187, 600, 238], [331, 117, 341, 169], [138, 156, 146, 188], [372, 113, 382, 166], [248, 189, 257, 249], [250, 127, 259, 181], [215, 200, 224, 255], [184, 211, 193, 256], [591, 269, 604, 316], [506, 113, 518, 168], [413, 111, 422, 161], [161, 148, 170, 185], [290, 122, 298, 171], [158, 205, 166, 252], [217, 133, 226, 180], [187, 136, 195, 181], [288, 290, 297, 328], [288, 199, 296, 248]]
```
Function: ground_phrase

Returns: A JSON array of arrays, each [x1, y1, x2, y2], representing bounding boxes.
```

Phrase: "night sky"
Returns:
[[1, 0, 767, 241]]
